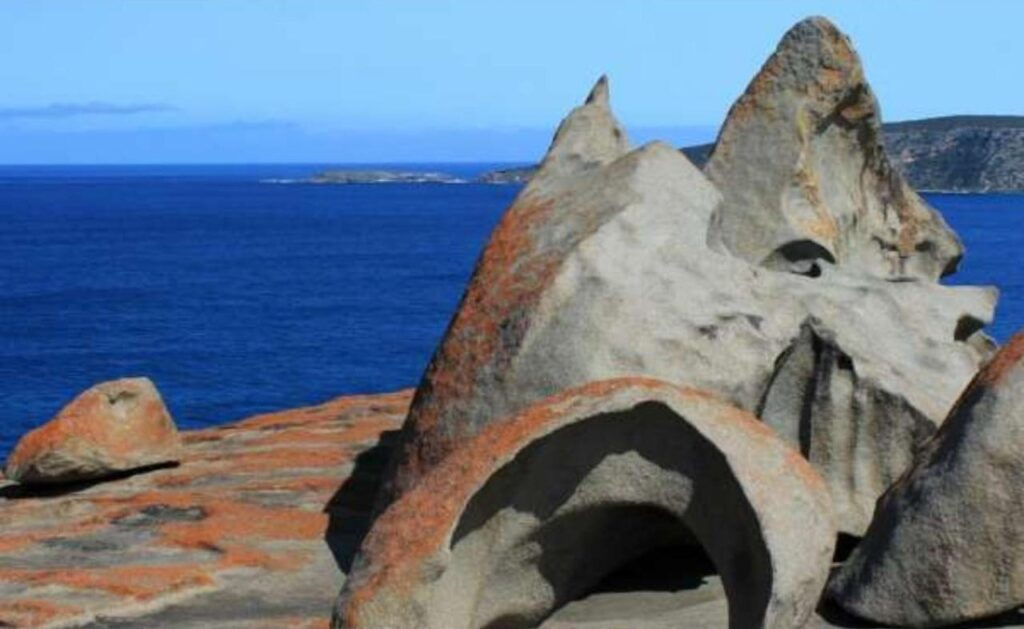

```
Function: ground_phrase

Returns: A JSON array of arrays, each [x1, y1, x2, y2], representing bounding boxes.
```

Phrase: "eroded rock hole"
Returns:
[[833, 533, 862, 563], [954, 315, 985, 342], [446, 405, 766, 629], [762, 240, 836, 277]]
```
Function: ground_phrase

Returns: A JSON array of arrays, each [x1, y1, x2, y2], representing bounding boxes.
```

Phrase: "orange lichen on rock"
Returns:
[[974, 330, 1024, 388], [5, 377, 181, 484], [0, 388, 412, 628], [0, 600, 85, 627], [2, 565, 215, 601], [340, 377, 834, 629], [349, 380, 697, 606]]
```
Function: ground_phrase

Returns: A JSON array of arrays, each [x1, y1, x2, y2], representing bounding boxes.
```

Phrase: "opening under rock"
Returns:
[[540, 540, 727, 628], [761, 239, 836, 277], [443, 404, 771, 629], [587, 540, 718, 595]]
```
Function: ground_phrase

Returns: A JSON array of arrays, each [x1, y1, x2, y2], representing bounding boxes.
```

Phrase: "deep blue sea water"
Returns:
[[0, 164, 1021, 457]]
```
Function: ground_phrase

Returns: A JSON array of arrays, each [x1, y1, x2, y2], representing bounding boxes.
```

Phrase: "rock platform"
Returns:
[[0, 390, 411, 629]]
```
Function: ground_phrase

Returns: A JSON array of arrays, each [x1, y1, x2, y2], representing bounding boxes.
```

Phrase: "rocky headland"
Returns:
[[7, 14, 1024, 629]]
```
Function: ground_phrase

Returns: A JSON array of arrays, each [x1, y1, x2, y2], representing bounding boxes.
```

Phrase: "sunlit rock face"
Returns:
[[705, 17, 963, 281], [336, 380, 835, 629], [343, 15, 1002, 629], [829, 332, 1024, 628], [377, 69, 993, 537]]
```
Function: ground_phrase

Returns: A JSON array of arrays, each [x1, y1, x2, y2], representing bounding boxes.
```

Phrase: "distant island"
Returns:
[[480, 116, 1024, 192], [307, 169, 466, 184]]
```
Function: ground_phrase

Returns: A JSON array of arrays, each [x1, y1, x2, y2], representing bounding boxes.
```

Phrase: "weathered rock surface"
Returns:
[[828, 333, 1024, 627], [380, 71, 995, 535], [704, 17, 962, 281], [5, 379, 182, 485], [0, 389, 411, 629], [757, 321, 938, 534], [336, 379, 835, 629], [7, 387, 1024, 628]]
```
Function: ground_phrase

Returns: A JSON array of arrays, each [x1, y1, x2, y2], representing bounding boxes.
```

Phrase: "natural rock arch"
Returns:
[[334, 379, 834, 629]]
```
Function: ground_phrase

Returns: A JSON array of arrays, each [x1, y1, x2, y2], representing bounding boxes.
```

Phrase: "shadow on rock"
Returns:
[[818, 578, 1024, 628], [0, 461, 179, 500], [323, 429, 400, 573]]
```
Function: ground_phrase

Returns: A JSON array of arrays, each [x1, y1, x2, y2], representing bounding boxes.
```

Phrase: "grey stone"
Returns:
[[705, 17, 962, 281], [827, 333, 1024, 627], [758, 320, 937, 534], [354, 17, 1002, 629], [380, 75, 995, 539], [337, 380, 835, 629]]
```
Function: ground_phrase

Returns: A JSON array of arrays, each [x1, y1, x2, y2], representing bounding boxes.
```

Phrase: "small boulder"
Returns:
[[827, 332, 1024, 626], [5, 377, 181, 484], [336, 379, 835, 629]]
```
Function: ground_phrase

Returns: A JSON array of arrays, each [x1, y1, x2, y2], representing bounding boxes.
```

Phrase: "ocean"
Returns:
[[0, 164, 1021, 457]]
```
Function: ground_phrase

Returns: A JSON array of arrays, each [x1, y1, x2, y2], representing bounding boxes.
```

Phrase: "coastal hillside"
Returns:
[[884, 116, 1024, 192], [485, 116, 1024, 192]]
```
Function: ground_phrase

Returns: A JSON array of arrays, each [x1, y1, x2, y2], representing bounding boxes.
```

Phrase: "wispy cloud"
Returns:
[[0, 102, 177, 119]]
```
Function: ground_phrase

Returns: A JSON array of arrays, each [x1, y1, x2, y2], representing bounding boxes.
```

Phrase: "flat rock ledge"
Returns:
[[4, 388, 1024, 629], [0, 390, 412, 629]]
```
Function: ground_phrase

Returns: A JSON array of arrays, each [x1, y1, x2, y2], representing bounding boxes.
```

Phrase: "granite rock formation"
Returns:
[[335, 379, 835, 629], [379, 65, 994, 538], [5, 378, 182, 485], [757, 321, 938, 533], [8, 388, 1022, 628], [704, 17, 961, 281], [827, 333, 1024, 627]]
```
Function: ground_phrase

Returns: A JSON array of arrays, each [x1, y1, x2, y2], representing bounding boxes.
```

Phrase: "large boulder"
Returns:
[[827, 332, 1024, 627], [757, 320, 937, 533], [378, 70, 994, 537], [5, 377, 181, 484], [704, 17, 962, 281], [336, 379, 835, 629]]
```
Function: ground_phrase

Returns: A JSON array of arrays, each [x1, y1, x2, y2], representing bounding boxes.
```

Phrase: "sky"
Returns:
[[1, 1, 1022, 164]]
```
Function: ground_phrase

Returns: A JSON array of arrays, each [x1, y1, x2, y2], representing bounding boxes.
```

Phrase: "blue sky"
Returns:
[[1, 1, 1021, 163]]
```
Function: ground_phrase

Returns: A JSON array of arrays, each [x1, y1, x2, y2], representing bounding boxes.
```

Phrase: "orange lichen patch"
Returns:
[[231, 474, 341, 494], [345, 377, 826, 625], [156, 497, 326, 549], [412, 195, 557, 413], [214, 544, 308, 572], [1, 565, 214, 601], [7, 379, 179, 474], [197, 444, 354, 474], [244, 415, 399, 450], [0, 599, 84, 627], [0, 513, 114, 555], [389, 193, 572, 499], [975, 330, 1024, 388], [232, 390, 413, 432], [345, 378, 737, 621], [0, 388, 414, 626]]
